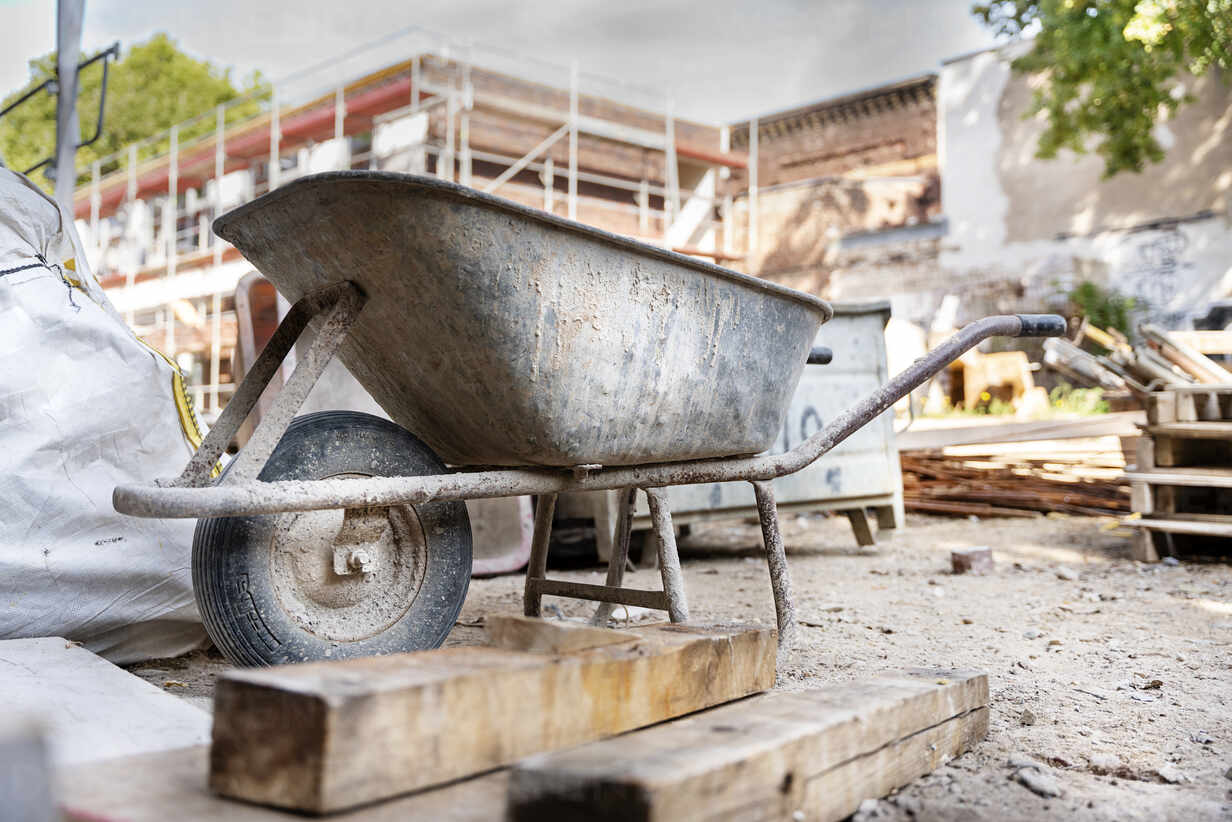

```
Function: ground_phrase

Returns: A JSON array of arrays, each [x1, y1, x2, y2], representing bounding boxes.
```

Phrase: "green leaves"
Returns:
[[0, 33, 270, 190], [973, 0, 1231, 176]]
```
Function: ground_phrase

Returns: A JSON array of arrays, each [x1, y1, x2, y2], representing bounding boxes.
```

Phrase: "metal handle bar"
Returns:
[[806, 346, 832, 365], [113, 313, 1066, 518]]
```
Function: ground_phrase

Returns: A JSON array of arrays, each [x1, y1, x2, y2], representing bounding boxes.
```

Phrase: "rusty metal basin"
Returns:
[[214, 171, 832, 467]]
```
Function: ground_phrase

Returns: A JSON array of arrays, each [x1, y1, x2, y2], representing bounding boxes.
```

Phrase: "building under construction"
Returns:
[[69, 27, 945, 425]]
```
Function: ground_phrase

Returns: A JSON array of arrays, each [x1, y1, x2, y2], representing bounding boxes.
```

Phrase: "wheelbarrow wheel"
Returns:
[[192, 411, 472, 667]]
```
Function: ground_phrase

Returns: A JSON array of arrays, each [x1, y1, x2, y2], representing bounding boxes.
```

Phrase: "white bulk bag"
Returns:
[[0, 168, 206, 663]]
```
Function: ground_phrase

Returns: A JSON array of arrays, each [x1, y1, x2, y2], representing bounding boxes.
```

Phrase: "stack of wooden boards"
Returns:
[[1125, 386, 1232, 562], [1044, 322, 1232, 401], [60, 617, 989, 822], [897, 415, 1138, 518]]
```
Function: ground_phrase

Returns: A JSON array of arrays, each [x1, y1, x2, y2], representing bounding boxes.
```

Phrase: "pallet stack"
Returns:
[[1125, 385, 1232, 561]]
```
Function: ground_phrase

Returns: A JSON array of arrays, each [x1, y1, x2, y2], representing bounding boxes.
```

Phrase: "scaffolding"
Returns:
[[70, 26, 757, 422]]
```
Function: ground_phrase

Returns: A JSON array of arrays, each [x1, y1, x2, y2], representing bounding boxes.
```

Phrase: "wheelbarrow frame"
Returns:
[[113, 280, 1064, 646]]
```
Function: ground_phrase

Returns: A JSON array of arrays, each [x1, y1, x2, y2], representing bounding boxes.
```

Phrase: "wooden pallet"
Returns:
[[1127, 390, 1232, 561], [1146, 385, 1232, 424]]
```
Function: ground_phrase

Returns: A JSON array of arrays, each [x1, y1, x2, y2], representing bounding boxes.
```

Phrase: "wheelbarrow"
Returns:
[[113, 171, 1066, 666]]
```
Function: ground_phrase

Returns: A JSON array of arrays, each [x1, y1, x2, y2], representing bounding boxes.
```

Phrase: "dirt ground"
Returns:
[[127, 512, 1232, 821]]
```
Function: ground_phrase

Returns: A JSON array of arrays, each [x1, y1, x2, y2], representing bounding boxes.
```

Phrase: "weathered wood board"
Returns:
[[61, 746, 507, 822], [508, 668, 988, 822], [210, 620, 776, 813], [485, 614, 641, 654]]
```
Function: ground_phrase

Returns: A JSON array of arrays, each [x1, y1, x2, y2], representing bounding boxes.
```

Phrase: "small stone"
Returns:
[[1224, 766, 1232, 781], [792, 811, 805, 822], [1088, 753, 1120, 775], [1144, 679, 1163, 690], [1191, 731, 1214, 745], [1048, 639, 1063, 647], [1016, 767, 1064, 798], [962, 618, 974, 625], [1016, 660, 1031, 670], [1008, 753, 1040, 770], [1154, 765, 1188, 784], [1020, 708, 1037, 726], [1055, 566, 1079, 581], [1162, 556, 1180, 566], [951, 547, 994, 574], [1023, 630, 1044, 640]]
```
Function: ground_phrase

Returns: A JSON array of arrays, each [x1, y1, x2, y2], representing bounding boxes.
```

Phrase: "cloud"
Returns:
[[2, 0, 996, 123]]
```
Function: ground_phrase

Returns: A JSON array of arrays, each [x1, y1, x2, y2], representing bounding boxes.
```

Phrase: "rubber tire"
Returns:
[[192, 411, 472, 667]]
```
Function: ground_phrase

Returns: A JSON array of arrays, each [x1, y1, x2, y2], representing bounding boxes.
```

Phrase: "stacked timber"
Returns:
[[1043, 322, 1232, 400], [901, 436, 1131, 518], [59, 617, 991, 822], [1124, 386, 1232, 562], [896, 415, 1140, 519]]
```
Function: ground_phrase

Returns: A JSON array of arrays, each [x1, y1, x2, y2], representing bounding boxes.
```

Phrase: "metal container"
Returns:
[[563, 301, 904, 550], [214, 172, 832, 467]]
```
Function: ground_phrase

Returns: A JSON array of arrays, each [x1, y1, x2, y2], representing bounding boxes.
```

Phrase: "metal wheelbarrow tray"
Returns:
[[113, 171, 1066, 667], [215, 171, 830, 467]]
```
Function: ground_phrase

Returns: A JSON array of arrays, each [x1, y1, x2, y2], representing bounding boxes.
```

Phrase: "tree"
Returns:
[[0, 33, 268, 189], [973, 0, 1231, 176]]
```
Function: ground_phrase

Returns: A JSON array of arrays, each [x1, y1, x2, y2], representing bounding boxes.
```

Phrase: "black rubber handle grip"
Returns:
[[807, 346, 833, 365], [1015, 314, 1067, 337]]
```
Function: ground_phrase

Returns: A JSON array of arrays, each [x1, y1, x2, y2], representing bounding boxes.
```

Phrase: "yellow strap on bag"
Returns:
[[140, 340, 221, 478]]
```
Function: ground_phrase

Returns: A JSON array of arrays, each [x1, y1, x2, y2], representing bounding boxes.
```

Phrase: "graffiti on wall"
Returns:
[[1116, 228, 1193, 327]]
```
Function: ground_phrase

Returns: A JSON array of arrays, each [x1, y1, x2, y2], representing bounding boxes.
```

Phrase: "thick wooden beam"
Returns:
[[508, 668, 988, 822], [209, 621, 776, 814], [485, 615, 640, 654]]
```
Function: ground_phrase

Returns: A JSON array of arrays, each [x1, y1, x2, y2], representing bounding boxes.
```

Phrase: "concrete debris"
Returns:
[[1016, 766, 1064, 798], [1007, 753, 1041, 770], [1153, 765, 1189, 784], [1087, 753, 1121, 775]]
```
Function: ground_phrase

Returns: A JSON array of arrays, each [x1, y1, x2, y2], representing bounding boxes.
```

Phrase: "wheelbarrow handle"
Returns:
[[1014, 314, 1068, 337], [806, 346, 833, 365]]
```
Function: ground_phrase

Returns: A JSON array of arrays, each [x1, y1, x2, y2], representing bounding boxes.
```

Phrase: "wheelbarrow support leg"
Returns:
[[523, 493, 558, 617], [592, 487, 638, 626], [644, 487, 689, 623], [752, 480, 797, 648], [174, 282, 365, 487]]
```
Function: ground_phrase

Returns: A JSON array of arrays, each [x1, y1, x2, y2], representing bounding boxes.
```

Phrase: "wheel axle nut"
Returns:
[[347, 549, 373, 573]]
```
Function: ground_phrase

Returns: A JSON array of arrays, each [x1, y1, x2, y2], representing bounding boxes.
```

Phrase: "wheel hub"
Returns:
[[269, 475, 428, 643]]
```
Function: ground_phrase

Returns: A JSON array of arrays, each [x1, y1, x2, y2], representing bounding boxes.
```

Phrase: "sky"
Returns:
[[0, 0, 999, 123]]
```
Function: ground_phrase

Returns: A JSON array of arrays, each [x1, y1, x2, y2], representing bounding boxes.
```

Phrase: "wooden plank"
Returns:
[[1131, 480, 1153, 514], [1123, 517, 1232, 538], [508, 668, 988, 822], [210, 622, 776, 814], [62, 746, 507, 822], [1131, 530, 1160, 563], [1166, 330, 1232, 355], [1147, 392, 1177, 425], [1124, 468, 1232, 489], [844, 508, 876, 546], [896, 412, 1144, 450], [1146, 422, 1232, 439], [485, 615, 640, 654]]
